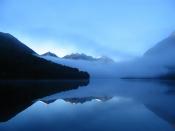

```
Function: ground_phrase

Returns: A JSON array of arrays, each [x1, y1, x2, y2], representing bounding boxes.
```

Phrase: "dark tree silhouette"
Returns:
[[0, 32, 89, 80]]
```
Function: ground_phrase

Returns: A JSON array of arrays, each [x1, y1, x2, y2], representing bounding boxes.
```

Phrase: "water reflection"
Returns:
[[0, 80, 89, 122], [0, 97, 174, 131], [41, 79, 175, 129], [42, 96, 112, 104], [0, 79, 175, 131]]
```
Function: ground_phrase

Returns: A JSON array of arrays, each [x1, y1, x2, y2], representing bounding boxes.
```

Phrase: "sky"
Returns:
[[0, 0, 175, 61]]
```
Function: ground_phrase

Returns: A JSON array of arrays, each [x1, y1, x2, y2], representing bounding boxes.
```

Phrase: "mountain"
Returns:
[[0, 32, 89, 80], [122, 33, 175, 79], [40, 32, 175, 79], [0, 32, 36, 55], [41, 53, 115, 78], [144, 33, 175, 58], [63, 53, 114, 63], [98, 56, 114, 63], [143, 33, 175, 79], [63, 53, 96, 61], [41, 52, 58, 58], [41, 33, 175, 79]]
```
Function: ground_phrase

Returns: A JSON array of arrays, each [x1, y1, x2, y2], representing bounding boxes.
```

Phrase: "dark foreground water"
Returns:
[[0, 79, 175, 131]]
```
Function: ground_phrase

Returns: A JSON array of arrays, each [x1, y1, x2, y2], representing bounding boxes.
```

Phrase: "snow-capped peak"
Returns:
[[41, 52, 58, 58]]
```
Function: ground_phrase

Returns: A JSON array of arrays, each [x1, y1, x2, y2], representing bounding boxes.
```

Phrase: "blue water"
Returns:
[[0, 79, 175, 131]]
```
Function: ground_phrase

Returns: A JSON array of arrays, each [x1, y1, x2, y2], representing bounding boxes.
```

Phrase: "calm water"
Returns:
[[0, 79, 175, 131]]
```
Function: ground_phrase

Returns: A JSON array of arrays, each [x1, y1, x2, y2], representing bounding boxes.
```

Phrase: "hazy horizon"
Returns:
[[1, 0, 175, 61]]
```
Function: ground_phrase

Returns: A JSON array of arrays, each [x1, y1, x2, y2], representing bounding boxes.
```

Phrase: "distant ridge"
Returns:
[[144, 32, 175, 57], [63, 53, 114, 63], [141, 32, 175, 79], [63, 53, 96, 61], [41, 52, 58, 58], [0, 32, 89, 80]]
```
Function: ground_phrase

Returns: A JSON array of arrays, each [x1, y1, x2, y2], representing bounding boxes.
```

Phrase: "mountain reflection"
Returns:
[[41, 95, 175, 127], [42, 96, 112, 104], [0, 80, 89, 122], [1, 96, 174, 131], [1, 79, 175, 131], [40, 79, 175, 129]]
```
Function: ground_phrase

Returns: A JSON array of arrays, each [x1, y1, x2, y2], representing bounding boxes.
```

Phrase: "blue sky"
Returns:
[[1, 0, 175, 61]]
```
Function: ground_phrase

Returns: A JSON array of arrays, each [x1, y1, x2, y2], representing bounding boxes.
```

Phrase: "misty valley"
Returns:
[[0, 29, 175, 131], [1, 1, 175, 130]]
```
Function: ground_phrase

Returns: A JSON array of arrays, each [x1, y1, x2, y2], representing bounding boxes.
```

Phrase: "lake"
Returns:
[[0, 79, 175, 131]]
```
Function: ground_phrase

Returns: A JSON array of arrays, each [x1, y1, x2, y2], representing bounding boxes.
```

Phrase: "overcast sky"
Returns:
[[1, 0, 175, 61]]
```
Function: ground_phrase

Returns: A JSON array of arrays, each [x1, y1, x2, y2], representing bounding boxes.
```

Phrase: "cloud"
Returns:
[[62, 34, 137, 60], [1, 0, 175, 61]]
